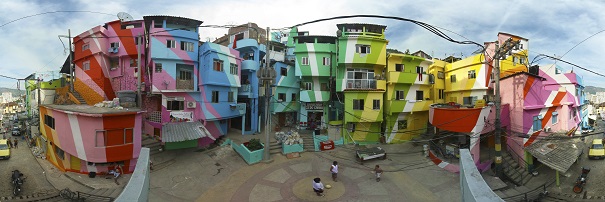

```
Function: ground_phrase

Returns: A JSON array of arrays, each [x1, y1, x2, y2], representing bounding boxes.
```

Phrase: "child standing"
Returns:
[[330, 161, 339, 182], [374, 165, 383, 182]]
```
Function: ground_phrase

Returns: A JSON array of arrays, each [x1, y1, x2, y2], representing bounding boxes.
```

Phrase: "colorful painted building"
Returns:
[[40, 105, 143, 174], [294, 32, 337, 130], [336, 23, 387, 143], [384, 53, 434, 143], [198, 42, 246, 140]]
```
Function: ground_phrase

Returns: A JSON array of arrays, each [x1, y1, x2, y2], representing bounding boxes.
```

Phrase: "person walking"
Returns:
[[374, 165, 383, 182], [7, 137, 12, 149], [312, 177, 325, 197], [13, 138, 18, 149], [330, 161, 339, 182]]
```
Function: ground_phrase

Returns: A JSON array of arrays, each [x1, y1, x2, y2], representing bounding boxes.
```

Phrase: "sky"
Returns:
[[1, 0, 605, 89]]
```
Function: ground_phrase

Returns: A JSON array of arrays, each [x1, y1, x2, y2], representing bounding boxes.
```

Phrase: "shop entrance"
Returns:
[[307, 112, 323, 130]]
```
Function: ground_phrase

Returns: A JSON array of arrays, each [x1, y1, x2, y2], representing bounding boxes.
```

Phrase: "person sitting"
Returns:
[[106, 166, 122, 185], [312, 177, 325, 197]]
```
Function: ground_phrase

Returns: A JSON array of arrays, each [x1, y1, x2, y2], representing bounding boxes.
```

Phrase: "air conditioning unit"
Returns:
[[107, 47, 119, 53], [186, 101, 196, 108], [544, 127, 551, 132]]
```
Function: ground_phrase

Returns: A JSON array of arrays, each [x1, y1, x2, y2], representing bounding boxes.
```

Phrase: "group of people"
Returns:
[[5, 137, 18, 149], [312, 161, 384, 197]]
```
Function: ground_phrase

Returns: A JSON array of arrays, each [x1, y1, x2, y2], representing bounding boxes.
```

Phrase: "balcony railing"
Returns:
[[346, 79, 377, 89], [176, 79, 194, 90], [147, 111, 161, 123], [239, 84, 250, 92]]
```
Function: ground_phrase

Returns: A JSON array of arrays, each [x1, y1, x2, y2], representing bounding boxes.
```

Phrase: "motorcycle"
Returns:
[[11, 170, 24, 196], [573, 167, 590, 193]]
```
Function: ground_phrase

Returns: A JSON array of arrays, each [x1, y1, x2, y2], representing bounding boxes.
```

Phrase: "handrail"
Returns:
[[505, 142, 531, 170], [501, 179, 556, 201]]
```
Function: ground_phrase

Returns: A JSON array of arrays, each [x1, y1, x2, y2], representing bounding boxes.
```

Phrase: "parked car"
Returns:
[[589, 139, 605, 160], [582, 127, 595, 134], [0, 139, 10, 159]]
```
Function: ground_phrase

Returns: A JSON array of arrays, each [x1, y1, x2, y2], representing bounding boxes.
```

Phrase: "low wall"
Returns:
[[115, 148, 150, 202], [460, 149, 503, 202]]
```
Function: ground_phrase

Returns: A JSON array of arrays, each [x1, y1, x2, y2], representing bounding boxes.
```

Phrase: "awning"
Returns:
[[525, 134, 585, 173], [161, 121, 213, 143]]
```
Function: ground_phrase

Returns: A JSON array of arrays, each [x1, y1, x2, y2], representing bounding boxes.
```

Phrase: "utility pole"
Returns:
[[136, 34, 142, 108], [257, 27, 276, 163], [493, 38, 519, 177], [68, 29, 73, 92]]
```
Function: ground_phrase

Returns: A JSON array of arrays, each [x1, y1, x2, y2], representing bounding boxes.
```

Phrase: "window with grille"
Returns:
[[396, 90, 405, 100], [437, 71, 444, 79], [82, 43, 89, 51], [167, 99, 184, 110], [212, 91, 219, 103], [438, 89, 444, 99], [179, 70, 191, 80], [373, 99, 380, 110], [323, 57, 330, 66], [395, 64, 404, 72], [451, 75, 457, 82], [228, 92, 234, 102], [468, 70, 476, 79], [83, 61, 90, 71], [155, 63, 162, 73], [301, 57, 309, 65], [167, 40, 176, 48], [303, 82, 312, 90], [356, 45, 371, 54], [416, 91, 424, 100], [353, 99, 364, 110], [416, 66, 423, 74], [44, 115, 55, 129], [230, 63, 238, 75], [397, 120, 408, 130], [181, 41, 194, 52], [110, 42, 120, 48], [552, 112, 558, 124], [213, 59, 223, 72]]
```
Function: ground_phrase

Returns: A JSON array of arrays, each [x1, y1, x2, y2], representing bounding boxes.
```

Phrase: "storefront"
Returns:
[[300, 102, 326, 130]]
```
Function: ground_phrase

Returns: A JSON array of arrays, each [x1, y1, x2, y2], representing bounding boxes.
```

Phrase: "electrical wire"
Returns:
[[0, 11, 115, 28]]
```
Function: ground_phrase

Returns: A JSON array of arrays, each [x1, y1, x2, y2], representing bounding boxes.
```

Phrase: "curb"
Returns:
[[63, 173, 96, 190]]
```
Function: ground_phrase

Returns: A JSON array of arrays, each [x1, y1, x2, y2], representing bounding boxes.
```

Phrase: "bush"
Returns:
[[245, 138, 263, 151]]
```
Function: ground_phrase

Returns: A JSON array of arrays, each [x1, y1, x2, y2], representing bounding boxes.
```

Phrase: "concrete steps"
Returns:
[[142, 135, 163, 156], [268, 139, 281, 155], [502, 151, 532, 186], [300, 134, 315, 152], [71, 91, 87, 105]]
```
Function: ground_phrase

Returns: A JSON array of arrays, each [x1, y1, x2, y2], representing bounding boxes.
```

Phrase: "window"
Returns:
[[110, 42, 120, 49], [213, 59, 223, 71], [44, 115, 55, 129], [451, 75, 457, 82], [166, 40, 176, 48], [303, 82, 312, 90], [228, 92, 234, 102], [323, 57, 331, 66], [179, 70, 192, 80], [520, 57, 526, 65], [468, 70, 476, 79], [416, 66, 423, 74], [353, 99, 365, 110], [438, 89, 445, 99], [513, 56, 518, 65], [155, 63, 162, 73], [320, 83, 328, 91], [346, 68, 376, 89], [373, 99, 380, 110], [83, 61, 90, 71], [555, 68, 562, 74], [167, 99, 184, 110], [301, 57, 309, 65], [130, 59, 138, 67], [281, 67, 287, 76], [356, 45, 371, 54], [533, 115, 542, 132], [134, 36, 143, 45], [95, 128, 134, 147], [416, 91, 424, 100], [82, 43, 89, 51], [437, 71, 445, 79], [291, 93, 297, 101], [154, 21, 163, 28], [278, 93, 286, 102], [552, 112, 558, 124], [397, 120, 408, 130], [395, 64, 404, 72], [230, 63, 238, 75], [180, 41, 194, 52], [212, 91, 219, 103], [348, 123, 356, 132], [396, 90, 405, 100], [463, 96, 477, 105], [54, 145, 65, 160]]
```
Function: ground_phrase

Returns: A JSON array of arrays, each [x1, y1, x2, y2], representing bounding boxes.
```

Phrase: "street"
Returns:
[[0, 134, 55, 198], [554, 119, 605, 196]]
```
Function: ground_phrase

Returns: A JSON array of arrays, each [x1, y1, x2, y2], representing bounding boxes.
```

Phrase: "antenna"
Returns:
[[117, 12, 134, 22]]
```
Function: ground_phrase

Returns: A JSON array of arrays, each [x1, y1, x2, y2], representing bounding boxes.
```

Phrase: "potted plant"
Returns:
[[244, 138, 264, 152]]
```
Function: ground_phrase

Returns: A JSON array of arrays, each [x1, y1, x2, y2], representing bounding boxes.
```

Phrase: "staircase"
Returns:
[[142, 135, 162, 156], [71, 91, 87, 105], [268, 139, 281, 155], [85, 188, 122, 200], [502, 150, 532, 186], [300, 133, 315, 152]]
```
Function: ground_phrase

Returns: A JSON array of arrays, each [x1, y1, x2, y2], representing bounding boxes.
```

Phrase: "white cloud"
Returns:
[[0, 0, 604, 88]]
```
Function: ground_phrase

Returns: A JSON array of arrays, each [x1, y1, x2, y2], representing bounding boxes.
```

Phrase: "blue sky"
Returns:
[[1, 0, 604, 89]]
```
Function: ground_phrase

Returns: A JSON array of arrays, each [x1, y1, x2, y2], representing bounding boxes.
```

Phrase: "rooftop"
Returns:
[[42, 104, 143, 116]]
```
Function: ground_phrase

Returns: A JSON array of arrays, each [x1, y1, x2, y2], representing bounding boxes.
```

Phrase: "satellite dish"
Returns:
[[117, 12, 134, 22], [336, 30, 342, 37]]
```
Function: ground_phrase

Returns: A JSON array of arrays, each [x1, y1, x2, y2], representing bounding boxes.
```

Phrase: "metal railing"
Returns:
[[60, 188, 114, 202], [502, 143, 532, 186], [346, 79, 376, 89], [501, 179, 555, 202]]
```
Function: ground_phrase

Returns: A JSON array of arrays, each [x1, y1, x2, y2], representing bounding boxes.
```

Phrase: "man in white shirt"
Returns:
[[312, 177, 325, 196]]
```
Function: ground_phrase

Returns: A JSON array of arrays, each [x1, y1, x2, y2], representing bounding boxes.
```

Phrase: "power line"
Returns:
[[0, 11, 114, 29]]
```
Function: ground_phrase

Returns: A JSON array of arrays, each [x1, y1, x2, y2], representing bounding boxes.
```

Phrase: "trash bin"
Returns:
[[88, 171, 96, 178], [314, 129, 320, 136]]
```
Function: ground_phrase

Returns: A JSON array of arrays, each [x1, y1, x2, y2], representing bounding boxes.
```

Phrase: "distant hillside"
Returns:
[[0, 87, 25, 97], [585, 86, 605, 94]]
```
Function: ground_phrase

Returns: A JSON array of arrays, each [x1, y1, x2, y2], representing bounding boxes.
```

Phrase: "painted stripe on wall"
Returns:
[[68, 114, 87, 161]]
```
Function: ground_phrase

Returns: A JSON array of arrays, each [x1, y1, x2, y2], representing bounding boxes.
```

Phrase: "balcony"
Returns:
[[429, 103, 502, 133], [239, 84, 250, 92], [176, 79, 194, 90], [345, 79, 385, 91], [387, 72, 431, 85], [230, 103, 247, 115], [241, 60, 259, 72]]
